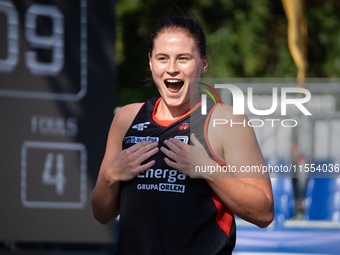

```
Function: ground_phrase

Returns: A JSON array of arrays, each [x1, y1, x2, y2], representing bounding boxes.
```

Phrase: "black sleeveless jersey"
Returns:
[[115, 97, 236, 255]]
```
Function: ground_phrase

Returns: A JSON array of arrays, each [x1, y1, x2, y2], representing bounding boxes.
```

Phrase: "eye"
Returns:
[[179, 57, 188, 61], [158, 56, 167, 61], [178, 55, 192, 62]]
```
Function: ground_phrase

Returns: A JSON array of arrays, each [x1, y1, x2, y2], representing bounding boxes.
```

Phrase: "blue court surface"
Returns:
[[234, 218, 340, 255]]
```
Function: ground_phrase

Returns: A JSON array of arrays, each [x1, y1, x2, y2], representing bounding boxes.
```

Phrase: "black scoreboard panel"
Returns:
[[0, 0, 117, 244]]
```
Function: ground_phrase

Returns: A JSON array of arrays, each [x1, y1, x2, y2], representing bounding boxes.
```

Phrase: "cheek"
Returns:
[[151, 66, 165, 88], [151, 63, 164, 77], [185, 64, 203, 77]]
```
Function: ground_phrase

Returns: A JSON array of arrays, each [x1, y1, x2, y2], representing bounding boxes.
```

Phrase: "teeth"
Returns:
[[165, 79, 182, 83]]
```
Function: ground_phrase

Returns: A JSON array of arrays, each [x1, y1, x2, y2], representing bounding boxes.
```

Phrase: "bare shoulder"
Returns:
[[113, 103, 144, 130], [210, 103, 255, 132], [107, 103, 144, 148], [211, 103, 247, 121], [115, 103, 144, 120], [99, 103, 144, 177], [207, 103, 257, 159]]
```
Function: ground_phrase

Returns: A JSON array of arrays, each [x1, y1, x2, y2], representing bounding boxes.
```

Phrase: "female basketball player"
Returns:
[[91, 16, 273, 254]]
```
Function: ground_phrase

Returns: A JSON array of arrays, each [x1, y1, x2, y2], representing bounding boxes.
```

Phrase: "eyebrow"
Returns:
[[154, 53, 193, 57]]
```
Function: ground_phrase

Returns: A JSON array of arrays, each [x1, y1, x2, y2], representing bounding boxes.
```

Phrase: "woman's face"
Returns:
[[149, 28, 208, 108]]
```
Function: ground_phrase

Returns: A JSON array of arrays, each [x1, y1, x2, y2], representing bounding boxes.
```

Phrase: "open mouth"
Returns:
[[164, 79, 184, 93]]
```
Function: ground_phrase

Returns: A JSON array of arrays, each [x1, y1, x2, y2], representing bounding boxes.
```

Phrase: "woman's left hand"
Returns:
[[160, 133, 214, 176]]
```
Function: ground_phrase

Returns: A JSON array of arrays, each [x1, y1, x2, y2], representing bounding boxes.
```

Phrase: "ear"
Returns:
[[201, 56, 208, 74], [148, 53, 153, 72]]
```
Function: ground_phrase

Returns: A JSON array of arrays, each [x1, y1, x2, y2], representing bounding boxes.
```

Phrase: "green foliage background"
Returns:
[[115, 0, 340, 105]]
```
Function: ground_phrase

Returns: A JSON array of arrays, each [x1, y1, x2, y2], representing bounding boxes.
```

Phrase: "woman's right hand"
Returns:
[[91, 103, 153, 224], [104, 140, 159, 183]]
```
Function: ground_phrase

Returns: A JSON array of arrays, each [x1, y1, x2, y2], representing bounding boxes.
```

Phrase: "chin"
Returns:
[[166, 95, 191, 108]]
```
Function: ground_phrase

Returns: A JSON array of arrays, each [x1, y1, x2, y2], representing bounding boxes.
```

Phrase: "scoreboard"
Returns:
[[0, 0, 117, 244]]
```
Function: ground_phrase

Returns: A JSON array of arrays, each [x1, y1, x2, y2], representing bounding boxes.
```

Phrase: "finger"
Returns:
[[136, 159, 156, 173], [129, 140, 153, 153], [164, 157, 178, 169], [133, 141, 158, 157], [164, 139, 181, 155], [169, 137, 185, 148], [190, 133, 204, 148], [160, 146, 178, 161], [135, 146, 159, 165]]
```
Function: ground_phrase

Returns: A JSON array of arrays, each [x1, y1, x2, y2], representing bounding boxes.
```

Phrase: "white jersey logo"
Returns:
[[174, 136, 189, 144], [132, 122, 150, 131]]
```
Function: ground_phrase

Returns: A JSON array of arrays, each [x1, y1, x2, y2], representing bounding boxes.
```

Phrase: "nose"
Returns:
[[167, 59, 179, 75]]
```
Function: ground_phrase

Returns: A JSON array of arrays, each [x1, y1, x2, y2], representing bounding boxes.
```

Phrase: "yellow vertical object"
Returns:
[[282, 0, 308, 88]]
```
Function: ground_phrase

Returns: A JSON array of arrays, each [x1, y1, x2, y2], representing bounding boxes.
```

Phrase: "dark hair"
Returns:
[[147, 15, 207, 58]]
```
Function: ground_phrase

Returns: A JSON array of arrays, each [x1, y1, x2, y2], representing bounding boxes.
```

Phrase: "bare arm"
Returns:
[[161, 104, 273, 228], [90, 103, 159, 224], [205, 104, 274, 227]]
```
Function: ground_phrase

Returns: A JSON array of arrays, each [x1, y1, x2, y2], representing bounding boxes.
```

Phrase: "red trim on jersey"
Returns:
[[212, 191, 234, 237], [204, 103, 234, 237], [152, 97, 201, 127], [203, 104, 225, 163]]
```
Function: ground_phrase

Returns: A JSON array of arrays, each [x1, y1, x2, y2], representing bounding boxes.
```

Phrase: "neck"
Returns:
[[156, 93, 200, 120]]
